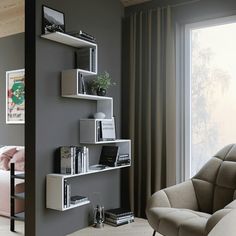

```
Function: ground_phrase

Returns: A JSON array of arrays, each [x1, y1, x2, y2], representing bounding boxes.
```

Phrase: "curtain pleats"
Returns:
[[124, 7, 176, 218]]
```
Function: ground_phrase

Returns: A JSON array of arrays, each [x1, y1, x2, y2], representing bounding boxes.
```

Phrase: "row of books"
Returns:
[[64, 180, 88, 208], [96, 120, 116, 142], [60, 146, 89, 175], [105, 208, 134, 227]]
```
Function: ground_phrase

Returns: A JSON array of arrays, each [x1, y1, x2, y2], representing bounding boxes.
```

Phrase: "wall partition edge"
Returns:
[[25, 0, 36, 235]]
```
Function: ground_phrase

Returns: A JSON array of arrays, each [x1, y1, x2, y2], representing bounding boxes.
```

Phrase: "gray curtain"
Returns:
[[122, 7, 176, 217]]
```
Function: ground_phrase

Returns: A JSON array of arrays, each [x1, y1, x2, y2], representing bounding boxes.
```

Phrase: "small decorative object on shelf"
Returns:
[[94, 205, 105, 228], [91, 71, 116, 96], [42, 5, 65, 34], [105, 208, 134, 227], [93, 112, 106, 119]]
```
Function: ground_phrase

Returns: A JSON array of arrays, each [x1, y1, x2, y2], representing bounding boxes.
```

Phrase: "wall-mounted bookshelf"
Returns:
[[43, 31, 131, 212]]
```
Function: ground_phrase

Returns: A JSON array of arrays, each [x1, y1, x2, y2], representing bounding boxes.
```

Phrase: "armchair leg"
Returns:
[[152, 231, 156, 236]]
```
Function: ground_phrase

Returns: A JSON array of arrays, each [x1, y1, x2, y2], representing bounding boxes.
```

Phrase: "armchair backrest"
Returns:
[[192, 144, 236, 214]]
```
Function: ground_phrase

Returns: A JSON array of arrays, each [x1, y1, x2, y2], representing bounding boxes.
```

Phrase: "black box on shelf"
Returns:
[[99, 146, 120, 167]]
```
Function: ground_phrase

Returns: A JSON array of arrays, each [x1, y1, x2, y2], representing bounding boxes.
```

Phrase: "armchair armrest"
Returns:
[[146, 180, 199, 215], [146, 181, 199, 232], [207, 209, 236, 236], [206, 200, 236, 235]]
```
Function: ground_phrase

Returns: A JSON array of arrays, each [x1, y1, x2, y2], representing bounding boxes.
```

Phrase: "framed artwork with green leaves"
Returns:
[[6, 69, 25, 124]]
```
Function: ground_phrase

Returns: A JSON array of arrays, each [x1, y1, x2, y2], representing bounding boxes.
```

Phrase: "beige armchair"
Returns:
[[146, 144, 236, 236]]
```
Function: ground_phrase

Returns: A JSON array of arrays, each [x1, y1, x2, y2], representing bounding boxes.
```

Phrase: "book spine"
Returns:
[[60, 146, 72, 174], [115, 147, 120, 167], [81, 152, 84, 173], [89, 48, 92, 72], [72, 146, 75, 175], [106, 214, 134, 221], [105, 220, 133, 227], [66, 183, 71, 208], [99, 121, 103, 141], [105, 216, 134, 224], [96, 121, 100, 142], [83, 146, 87, 172], [92, 48, 95, 72], [64, 180, 68, 208], [78, 150, 82, 173], [75, 147, 78, 174], [86, 147, 89, 172], [105, 212, 134, 218], [80, 74, 86, 94], [70, 146, 74, 175]]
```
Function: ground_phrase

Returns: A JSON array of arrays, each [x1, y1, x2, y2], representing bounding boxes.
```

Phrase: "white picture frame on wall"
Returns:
[[6, 69, 25, 124]]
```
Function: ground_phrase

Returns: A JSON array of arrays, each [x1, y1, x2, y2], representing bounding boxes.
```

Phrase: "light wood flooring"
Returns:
[[0, 216, 156, 236], [0, 216, 24, 236], [68, 218, 159, 236]]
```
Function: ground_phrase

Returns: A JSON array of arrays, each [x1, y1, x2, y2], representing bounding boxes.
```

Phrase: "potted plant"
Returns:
[[91, 71, 116, 96]]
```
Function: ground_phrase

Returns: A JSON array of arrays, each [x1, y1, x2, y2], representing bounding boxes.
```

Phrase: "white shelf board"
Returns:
[[62, 200, 90, 211], [75, 68, 97, 76], [80, 118, 114, 121], [81, 139, 131, 145], [41, 32, 97, 48], [62, 93, 112, 101], [48, 164, 131, 180]]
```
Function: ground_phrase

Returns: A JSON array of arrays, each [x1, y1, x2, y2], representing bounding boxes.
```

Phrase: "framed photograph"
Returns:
[[42, 5, 65, 34], [6, 69, 25, 124]]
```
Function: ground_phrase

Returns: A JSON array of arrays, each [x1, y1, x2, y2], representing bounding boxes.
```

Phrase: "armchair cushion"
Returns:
[[149, 207, 210, 236]]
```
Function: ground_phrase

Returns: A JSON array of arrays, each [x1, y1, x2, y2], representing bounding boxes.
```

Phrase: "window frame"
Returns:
[[182, 15, 236, 180]]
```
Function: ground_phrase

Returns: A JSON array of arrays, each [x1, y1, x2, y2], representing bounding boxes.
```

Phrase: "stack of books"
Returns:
[[117, 154, 130, 166], [67, 30, 96, 43], [105, 208, 134, 227], [60, 146, 89, 175], [70, 195, 88, 205], [64, 179, 88, 208]]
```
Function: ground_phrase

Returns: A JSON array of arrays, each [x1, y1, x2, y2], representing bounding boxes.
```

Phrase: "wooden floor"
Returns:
[[0, 216, 156, 236], [0, 216, 24, 236], [68, 218, 157, 236]]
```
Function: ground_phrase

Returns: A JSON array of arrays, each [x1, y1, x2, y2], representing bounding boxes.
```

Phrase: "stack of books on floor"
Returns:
[[105, 208, 134, 227]]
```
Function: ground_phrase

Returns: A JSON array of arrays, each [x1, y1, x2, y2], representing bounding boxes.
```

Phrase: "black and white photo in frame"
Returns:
[[42, 5, 65, 34]]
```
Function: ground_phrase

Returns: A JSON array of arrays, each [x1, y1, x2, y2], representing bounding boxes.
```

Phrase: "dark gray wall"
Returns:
[[30, 1, 123, 235], [0, 33, 25, 146]]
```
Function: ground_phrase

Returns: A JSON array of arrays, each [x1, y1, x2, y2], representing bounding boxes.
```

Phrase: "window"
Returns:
[[184, 17, 236, 179]]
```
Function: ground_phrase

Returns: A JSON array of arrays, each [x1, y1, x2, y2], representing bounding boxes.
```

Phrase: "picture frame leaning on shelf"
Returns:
[[42, 5, 65, 34]]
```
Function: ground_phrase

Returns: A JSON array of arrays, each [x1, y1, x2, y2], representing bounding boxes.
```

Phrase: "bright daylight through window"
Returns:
[[189, 20, 236, 177]]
